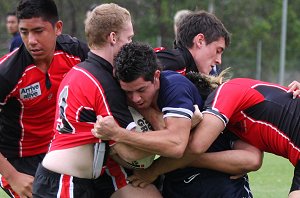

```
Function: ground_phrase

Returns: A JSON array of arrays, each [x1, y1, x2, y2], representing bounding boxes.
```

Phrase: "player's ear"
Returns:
[[108, 32, 117, 45], [194, 33, 205, 48], [54, 20, 63, 36], [154, 70, 160, 82]]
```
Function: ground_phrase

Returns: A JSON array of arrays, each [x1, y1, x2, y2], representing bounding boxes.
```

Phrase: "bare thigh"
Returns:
[[110, 184, 162, 198], [289, 190, 300, 198]]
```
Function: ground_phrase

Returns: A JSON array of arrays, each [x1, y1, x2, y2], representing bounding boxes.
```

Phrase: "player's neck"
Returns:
[[34, 58, 53, 73], [91, 48, 114, 66]]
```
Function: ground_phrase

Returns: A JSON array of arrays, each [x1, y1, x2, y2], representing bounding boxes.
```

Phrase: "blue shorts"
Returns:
[[162, 168, 253, 198]]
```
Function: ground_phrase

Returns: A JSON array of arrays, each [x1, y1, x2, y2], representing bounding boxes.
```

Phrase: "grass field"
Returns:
[[0, 188, 9, 198], [0, 153, 294, 197], [249, 152, 293, 198]]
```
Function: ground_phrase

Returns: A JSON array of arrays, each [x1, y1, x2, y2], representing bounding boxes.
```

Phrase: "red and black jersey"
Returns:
[[156, 46, 197, 75], [0, 34, 89, 158], [204, 78, 300, 166], [49, 52, 135, 151], [156, 46, 222, 76]]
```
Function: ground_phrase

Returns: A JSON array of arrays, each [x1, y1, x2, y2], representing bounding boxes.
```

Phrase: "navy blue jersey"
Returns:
[[9, 32, 22, 52], [157, 71, 203, 119], [156, 48, 252, 198]]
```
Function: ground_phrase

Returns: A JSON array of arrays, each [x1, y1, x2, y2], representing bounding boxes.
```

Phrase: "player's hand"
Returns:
[[288, 81, 300, 99], [7, 171, 34, 198], [230, 174, 245, 179], [191, 105, 203, 129], [127, 168, 158, 188], [92, 115, 120, 140]]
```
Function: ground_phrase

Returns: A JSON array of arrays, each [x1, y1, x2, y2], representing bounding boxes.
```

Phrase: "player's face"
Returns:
[[19, 17, 62, 64], [193, 37, 225, 75], [6, 15, 19, 34], [120, 77, 159, 109], [114, 21, 134, 56]]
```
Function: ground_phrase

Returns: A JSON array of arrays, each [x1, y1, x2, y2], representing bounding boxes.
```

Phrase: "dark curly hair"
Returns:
[[114, 42, 162, 83]]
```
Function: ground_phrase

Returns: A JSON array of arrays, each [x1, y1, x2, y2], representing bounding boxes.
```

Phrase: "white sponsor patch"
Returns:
[[127, 106, 156, 169], [20, 82, 42, 99]]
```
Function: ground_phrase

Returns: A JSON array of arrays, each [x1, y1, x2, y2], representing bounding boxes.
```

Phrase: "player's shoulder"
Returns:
[[56, 34, 89, 60], [155, 47, 186, 71]]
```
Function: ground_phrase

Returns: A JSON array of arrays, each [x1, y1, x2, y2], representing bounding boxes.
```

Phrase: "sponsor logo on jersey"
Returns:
[[20, 82, 42, 99], [184, 173, 201, 183], [136, 118, 153, 132]]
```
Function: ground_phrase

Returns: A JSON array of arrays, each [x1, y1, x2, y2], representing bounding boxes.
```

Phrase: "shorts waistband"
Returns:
[[37, 163, 95, 184]]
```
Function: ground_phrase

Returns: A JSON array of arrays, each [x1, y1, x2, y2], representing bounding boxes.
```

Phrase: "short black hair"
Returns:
[[6, 11, 17, 17], [115, 42, 161, 83], [17, 0, 59, 25], [177, 10, 231, 48]]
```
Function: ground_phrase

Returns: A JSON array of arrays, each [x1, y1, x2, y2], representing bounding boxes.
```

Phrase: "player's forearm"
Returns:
[[112, 143, 153, 162], [0, 152, 18, 180], [232, 140, 263, 172], [115, 129, 187, 158], [190, 149, 263, 175], [147, 153, 197, 176], [189, 114, 225, 155]]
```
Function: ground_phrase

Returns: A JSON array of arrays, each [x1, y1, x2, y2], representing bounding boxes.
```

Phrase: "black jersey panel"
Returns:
[[244, 85, 300, 147], [0, 97, 22, 157]]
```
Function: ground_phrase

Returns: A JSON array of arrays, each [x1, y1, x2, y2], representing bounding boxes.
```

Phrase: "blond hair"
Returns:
[[174, 9, 192, 37], [85, 3, 131, 49], [174, 9, 192, 29]]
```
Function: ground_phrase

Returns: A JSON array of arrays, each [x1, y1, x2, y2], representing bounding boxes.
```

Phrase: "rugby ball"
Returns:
[[126, 106, 156, 169]]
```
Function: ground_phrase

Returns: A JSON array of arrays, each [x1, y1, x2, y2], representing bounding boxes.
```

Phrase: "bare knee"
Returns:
[[110, 183, 162, 198]]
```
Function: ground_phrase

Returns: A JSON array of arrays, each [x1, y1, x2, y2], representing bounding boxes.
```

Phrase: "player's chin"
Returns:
[[135, 103, 148, 109]]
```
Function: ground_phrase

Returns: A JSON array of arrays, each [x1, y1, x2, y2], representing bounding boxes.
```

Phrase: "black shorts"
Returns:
[[33, 164, 117, 198], [0, 153, 45, 198], [162, 168, 253, 198], [290, 160, 300, 193]]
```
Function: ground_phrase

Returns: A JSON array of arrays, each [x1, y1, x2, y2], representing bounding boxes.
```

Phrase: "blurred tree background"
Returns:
[[0, 0, 299, 84]]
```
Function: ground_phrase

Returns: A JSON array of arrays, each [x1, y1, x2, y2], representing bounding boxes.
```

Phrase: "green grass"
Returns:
[[249, 152, 294, 198], [0, 188, 9, 198], [0, 153, 294, 197]]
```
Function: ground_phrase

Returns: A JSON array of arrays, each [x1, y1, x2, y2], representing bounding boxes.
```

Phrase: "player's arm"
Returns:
[[189, 113, 225, 154], [139, 105, 202, 130], [93, 115, 191, 158], [189, 140, 263, 175], [0, 152, 34, 197], [128, 113, 225, 187], [109, 143, 153, 169], [111, 140, 153, 162]]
